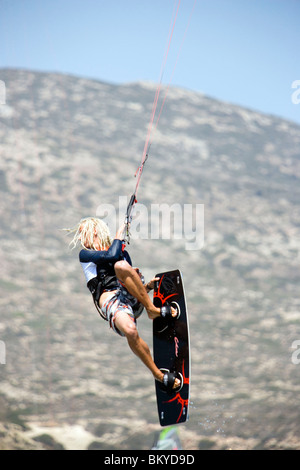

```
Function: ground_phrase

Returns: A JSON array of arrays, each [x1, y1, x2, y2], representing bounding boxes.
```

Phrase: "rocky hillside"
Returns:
[[0, 68, 300, 450]]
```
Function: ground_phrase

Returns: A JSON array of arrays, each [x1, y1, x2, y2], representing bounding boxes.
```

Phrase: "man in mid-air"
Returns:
[[68, 217, 182, 392]]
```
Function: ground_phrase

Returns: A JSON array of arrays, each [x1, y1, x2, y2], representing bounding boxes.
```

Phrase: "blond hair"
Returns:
[[66, 217, 112, 251]]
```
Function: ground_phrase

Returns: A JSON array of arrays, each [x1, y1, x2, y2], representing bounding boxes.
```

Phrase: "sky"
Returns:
[[0, 0, 299, 124]]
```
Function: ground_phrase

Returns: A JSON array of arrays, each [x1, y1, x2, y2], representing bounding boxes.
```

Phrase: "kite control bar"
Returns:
[[123, 149, 149, 245], [126, 193, 137, 225], [124, 193, 137, 244]]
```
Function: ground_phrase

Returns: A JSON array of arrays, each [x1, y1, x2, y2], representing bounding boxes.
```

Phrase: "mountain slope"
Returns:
[[0, 68, 300, 449]]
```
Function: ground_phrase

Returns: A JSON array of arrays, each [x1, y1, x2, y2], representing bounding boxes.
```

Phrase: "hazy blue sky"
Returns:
[[1, 0, 299, 123]]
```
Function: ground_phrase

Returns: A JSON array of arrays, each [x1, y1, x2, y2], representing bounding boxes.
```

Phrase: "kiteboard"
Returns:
[[153, 269, 190, 426]]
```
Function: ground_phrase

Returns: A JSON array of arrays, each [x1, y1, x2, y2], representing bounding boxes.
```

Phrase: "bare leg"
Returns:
[[114, 311, 180, 388], [113, 262, 180, 388], [114, 261, 161, 319], [114, 311, 164, 381]]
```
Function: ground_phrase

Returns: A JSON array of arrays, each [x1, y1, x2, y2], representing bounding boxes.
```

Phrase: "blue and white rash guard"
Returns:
[[79, 239, 132, 290], [79, 239, 144, 321]]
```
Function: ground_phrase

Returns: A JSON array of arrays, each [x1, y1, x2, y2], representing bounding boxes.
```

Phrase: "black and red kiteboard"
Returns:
[[153, 269, 190, 426]]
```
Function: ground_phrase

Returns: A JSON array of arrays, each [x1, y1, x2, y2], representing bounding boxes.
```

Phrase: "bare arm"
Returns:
[[145, 277, 159, 293], [115, 223, 126, 240]]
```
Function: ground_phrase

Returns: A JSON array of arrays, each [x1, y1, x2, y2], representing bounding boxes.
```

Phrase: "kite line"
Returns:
[[124, 0, 196, 244]]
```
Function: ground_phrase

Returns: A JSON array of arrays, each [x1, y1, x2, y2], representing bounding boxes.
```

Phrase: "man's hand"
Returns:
[[146, 277, 160, 291], [115, 223, 127, 240]]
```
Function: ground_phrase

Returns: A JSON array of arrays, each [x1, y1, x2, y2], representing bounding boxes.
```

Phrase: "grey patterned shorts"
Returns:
[[101, 282, 144, 337]]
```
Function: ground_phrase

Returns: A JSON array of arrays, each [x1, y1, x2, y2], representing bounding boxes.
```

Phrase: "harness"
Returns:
[[87, 268, 118, 321], [87, 269, 144, 322]]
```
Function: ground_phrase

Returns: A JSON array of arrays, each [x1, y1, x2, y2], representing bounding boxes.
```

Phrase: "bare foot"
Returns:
[[156, 371, 181, 390], [173, 378, 181, 389], [147, 306, 177, 320]]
